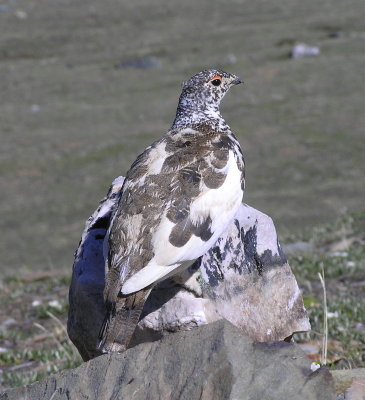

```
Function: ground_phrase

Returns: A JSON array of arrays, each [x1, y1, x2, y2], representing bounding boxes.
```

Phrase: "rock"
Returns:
[[331, 369, 365, 396], [1, 320, 336, 400], [68, 176, 310, 361], [30, 104, 40, 113], [291, 43, 320, 59], [345, 378, 365, 400], [328, 32, 342, 39], [14, 10, 27, 20]]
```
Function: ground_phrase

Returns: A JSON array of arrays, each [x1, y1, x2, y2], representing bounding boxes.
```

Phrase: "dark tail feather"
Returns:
[[98, 288, 151, 353]]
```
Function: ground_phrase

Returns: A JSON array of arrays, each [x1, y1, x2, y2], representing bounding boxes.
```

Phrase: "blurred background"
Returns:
[[1, 0, 364, 275], [0, 0, 364, 389]]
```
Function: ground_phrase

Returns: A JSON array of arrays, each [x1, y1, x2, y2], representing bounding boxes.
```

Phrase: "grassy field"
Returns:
[[0, 0, 364, 392], [1, 0, 364, 274]]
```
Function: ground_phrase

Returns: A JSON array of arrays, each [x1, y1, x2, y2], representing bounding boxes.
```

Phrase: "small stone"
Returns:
[[328, 32, 342, 39], [48, 300, 62, 310], [327, 311, 338, 319], [30, 104, 40, 113], [32, 300, 42, 307], [14, 10, 27, 19], [311, 362, 321, 372], [291, 43, 320, 59]]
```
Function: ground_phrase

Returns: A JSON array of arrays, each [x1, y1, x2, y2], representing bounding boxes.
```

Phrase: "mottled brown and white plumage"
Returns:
[[99, 69, 245, 352]]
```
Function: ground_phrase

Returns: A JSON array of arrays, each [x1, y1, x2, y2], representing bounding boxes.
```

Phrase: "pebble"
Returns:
[[291, 43, 320, 59], [310, 362, 321, 372], [30, 104, 41, 113], [14, 10, 27, 19], [48, 300, 62, 310], [327, 311, 339, 319]]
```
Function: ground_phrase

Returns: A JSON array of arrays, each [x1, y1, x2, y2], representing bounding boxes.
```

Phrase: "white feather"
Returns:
[[121, 261, 191, 295]]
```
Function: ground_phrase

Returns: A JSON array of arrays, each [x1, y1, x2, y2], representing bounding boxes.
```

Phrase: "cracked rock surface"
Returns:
[[1, 320, 336, 400]]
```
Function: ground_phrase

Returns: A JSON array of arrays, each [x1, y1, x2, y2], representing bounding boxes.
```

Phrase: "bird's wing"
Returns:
[[107, 125, 245, 296]]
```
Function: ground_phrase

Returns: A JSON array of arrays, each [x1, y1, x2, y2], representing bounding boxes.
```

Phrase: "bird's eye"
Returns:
[[211, 79, 221, 86], [209, 75, 222, 87]]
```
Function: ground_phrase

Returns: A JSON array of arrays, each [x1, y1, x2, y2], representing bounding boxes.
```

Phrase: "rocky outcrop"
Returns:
[[331, 368, 365, 398], [68, 176, 310, 361], [1, 320, 336, 400]]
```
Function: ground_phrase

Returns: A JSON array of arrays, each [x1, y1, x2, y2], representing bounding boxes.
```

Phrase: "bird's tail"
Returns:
[[98, 287, 151, 353]]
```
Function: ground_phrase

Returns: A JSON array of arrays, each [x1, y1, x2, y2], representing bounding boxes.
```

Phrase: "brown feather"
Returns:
[[99, 288, 151, 353]]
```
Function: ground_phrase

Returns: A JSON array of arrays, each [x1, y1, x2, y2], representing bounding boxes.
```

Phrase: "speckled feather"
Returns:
[[99, 69, 245, 353]]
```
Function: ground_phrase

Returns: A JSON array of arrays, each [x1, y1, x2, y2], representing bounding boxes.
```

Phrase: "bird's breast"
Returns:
[[190, 149, 243, 231]]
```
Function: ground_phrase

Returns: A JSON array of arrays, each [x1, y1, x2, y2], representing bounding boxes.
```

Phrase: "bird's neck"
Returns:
[[171, 101, 230, 132]]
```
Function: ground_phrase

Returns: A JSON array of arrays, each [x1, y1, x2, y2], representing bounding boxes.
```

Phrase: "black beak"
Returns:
[[231, 77, 243, 86]]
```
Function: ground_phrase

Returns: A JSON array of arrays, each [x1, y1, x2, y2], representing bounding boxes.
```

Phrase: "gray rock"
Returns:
[[291, 43, 320, 59], [1, 320, 336, 400], [68, 176, 310, 361], [331, 369, 365, 396]]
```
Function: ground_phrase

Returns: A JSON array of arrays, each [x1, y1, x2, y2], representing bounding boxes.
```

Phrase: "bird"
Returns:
[[98, 69, 245, 353]]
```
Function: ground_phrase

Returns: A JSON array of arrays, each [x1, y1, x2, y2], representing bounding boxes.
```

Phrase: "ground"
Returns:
[[0, 0, 364, 393]]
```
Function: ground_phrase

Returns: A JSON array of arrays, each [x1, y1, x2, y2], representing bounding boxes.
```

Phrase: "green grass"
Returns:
[[291, 212, 365, 368], [0, 273, 82, 391], [1, 346, 81, 389], [291, 245, 364, 281]]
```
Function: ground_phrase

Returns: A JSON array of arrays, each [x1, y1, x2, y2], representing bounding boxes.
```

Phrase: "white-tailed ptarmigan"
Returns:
[[99, 69, 245, 353]]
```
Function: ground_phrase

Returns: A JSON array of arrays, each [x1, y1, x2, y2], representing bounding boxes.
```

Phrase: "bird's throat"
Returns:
[[172, 104, 230, 132]]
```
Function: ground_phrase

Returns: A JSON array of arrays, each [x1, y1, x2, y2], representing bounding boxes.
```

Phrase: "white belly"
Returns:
[[154, 150, 243, 265]]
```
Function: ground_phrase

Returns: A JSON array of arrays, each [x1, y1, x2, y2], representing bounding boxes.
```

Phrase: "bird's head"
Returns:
[[173, 69, 242, 129]]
